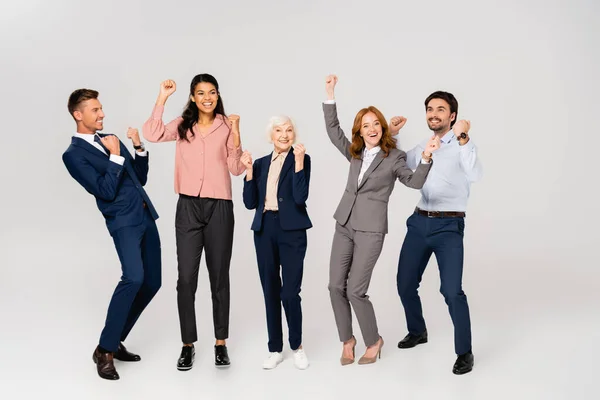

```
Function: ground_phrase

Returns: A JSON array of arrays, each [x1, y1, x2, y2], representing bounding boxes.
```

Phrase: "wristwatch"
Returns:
[[457, 132, 468, 140], [134, 142, 145, 151]]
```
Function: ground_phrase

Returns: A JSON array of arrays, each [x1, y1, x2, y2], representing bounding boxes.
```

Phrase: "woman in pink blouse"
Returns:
[[142, 74, 245, 370]]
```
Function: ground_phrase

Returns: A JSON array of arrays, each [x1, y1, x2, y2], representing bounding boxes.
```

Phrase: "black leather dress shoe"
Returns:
[[453, 351, 474, 375], [214, 345, 230, 368], [177, 345, 195, 371], [92, 347, 120, 380], [397, 331, 428, 349], [114, 343, 141, 362]]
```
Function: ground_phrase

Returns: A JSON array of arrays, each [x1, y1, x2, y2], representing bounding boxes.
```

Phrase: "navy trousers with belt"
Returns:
[[396, 212, 472, 355], [254, 211, 307, 352]]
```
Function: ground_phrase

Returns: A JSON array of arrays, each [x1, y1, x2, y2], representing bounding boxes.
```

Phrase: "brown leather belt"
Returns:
[[415, 207, 465, 218]]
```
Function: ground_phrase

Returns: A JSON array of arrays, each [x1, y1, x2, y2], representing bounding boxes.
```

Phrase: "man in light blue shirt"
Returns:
[[390, 91, 482, 375]]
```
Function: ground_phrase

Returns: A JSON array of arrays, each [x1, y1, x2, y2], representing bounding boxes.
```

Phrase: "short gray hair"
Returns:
[[266, 115, 297, 142]]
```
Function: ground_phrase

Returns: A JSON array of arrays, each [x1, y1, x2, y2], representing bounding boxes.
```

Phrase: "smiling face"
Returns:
[[271, 122, 296, 153], [426, 98, 455, 134], [190, 82, 219, 115], [359, 111, 383, 149], [74, 98, 104, 134]]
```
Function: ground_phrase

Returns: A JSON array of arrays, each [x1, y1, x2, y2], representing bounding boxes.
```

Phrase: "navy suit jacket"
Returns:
[[62, 133, 159, 235], [243, 149, 312, 232]]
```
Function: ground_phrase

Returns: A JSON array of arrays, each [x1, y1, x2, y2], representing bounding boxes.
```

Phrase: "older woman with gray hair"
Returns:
[[241, 116, 312, 370]]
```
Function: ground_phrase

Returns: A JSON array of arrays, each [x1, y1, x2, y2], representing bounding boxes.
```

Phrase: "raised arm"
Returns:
[[241, 151, 258, 210], [142, 80, 181, 143], [393, 135, 439, 188], [291, 145, 310, 205], [322, 75, 352, 161], [452, 120, 483, 183], [225, 115, 245, 176]]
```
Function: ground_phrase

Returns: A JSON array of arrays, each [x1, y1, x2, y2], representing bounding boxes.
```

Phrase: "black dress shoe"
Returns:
[[214, 345, 230, 368], [453, 351, 474, 375], [114, 342, 141, 362], [92, 347, 120, 380], [177, 345, 195, 371], [397, 330, 428, 349]]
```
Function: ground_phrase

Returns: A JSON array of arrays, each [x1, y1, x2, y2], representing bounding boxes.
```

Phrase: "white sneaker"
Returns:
[[262, 352, 284, 369], [293, 348, 309, 370]]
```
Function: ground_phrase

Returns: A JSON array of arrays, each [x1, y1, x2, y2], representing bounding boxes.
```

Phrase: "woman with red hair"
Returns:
[[322, 75, 439, 366]]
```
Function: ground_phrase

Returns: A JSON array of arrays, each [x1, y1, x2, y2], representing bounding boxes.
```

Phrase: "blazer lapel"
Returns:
[[278, 150, 294, 187], [357, 151, 384, 190], [71, 136, 108, 158]]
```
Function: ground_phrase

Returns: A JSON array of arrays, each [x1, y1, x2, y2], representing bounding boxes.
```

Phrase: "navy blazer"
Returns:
[[62, 134, 159, 235], [243, 149, 312, 232]]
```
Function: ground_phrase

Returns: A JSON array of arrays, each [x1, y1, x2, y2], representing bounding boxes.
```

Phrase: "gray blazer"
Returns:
[[323, 103, 432, 234]]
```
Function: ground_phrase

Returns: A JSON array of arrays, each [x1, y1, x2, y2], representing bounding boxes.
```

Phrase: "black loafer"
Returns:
[[452, 351, 474, 375], [214, 345, 230, 368], [114, 342, 141, 362], [177, 345, 195, 371], [397, 330, 428, 349]]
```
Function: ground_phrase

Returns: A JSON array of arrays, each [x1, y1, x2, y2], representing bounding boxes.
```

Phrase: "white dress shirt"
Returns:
[[73, 132, 146, 166], [358, 146, 380, 185]]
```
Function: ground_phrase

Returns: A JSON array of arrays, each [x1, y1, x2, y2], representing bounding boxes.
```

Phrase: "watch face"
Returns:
[[459, 133, 467, 140]]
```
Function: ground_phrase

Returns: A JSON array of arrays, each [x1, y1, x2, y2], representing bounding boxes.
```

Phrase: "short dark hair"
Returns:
[[425, 91, 458, 127], [68, 89, 99, 116]]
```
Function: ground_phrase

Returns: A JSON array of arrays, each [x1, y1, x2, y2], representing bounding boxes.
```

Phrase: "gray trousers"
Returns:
[[328, 220, 385, 347]]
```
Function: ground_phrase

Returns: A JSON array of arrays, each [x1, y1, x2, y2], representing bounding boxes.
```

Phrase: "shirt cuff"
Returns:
[[324, 99, 336, 104], [136, 150, 148, 156], [151, 104, 165, 120], [459, 138, 475, 151], [421, 158, 431, 164], [109, 155, 125, 165]]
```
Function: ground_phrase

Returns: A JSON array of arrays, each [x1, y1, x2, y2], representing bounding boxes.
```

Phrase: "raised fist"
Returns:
[[126, 127, 141, 146], [389, 116, 407, 136], [325, 74, 338, 100], [228, 114, 240, 134], [159, 80, 177, 98], [101, 135, 121, 156], [240, 150, 252, 170]]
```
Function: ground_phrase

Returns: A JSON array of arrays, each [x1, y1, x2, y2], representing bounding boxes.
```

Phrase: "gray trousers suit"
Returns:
[[323, 103, 432, 346]]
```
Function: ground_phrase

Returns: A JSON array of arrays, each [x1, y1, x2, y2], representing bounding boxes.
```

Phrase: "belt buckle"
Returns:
[[428, 211, 439, 218]]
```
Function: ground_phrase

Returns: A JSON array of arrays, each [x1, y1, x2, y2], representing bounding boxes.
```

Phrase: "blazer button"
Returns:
[[279, 198, 283, 202]]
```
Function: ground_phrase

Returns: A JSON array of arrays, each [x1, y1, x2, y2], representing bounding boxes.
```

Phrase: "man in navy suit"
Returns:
[[241, 116, 312, 370], [62, 89, 161, 380]]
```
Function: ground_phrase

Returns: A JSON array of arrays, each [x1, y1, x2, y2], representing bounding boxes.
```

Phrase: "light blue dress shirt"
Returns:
[[405, 130, 482, 212]]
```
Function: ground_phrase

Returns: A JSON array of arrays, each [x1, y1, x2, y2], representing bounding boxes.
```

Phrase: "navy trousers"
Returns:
[[396, 212, 472, 355], [99, 209, 162, 352], [254, 211, 307, 353]]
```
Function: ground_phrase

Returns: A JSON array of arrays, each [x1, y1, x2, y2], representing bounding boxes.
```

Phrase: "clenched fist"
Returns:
[[228, 114, 240, 135], [424, 135, 441, 156], [240, 150, 253, 171], [293, 143, 306, 160], [293, 143, 306, 172], [453, 120, 471, 137], [389, 116, 407, 136], [126, 127, 141, 146], [159, 80, 177, 98], [101, 135, 120, 156], [325, 74, 338, 100]]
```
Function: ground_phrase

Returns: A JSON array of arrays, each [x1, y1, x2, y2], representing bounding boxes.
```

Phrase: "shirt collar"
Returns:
[[271, 150, 289, 162], [74, 132, 98, 145], [440, 130, 455, 144], [363, 146, 381, 157]]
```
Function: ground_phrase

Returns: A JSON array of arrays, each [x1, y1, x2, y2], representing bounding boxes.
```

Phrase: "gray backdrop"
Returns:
[[1, 0, 598, 399]]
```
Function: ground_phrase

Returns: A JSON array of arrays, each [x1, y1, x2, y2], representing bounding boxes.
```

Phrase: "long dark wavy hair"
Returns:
[[177, 73, 226, 141]]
